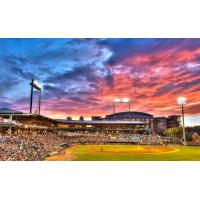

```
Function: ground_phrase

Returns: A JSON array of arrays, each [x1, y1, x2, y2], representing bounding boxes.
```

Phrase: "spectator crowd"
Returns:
[[63, 132, 168, 145], [0, 132, 66, 161]]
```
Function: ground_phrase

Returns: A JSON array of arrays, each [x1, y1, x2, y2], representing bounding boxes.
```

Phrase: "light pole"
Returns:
[[30, 79, 42, 114], [113, 98, 131, 120], [38, 90, 42, 115], [30, 79, 34, 114], [177, 96, 187, 145]]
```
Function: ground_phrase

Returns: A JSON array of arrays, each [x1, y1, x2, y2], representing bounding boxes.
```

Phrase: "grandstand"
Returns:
[[0, 107, 199, 161]]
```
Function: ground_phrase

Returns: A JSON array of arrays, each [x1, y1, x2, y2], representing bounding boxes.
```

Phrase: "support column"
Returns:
[[30, 79, 34, 114], [182, 104, 186, 145], [38, 90, 41, 115]]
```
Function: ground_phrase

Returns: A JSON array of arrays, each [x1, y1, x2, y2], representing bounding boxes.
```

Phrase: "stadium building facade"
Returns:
[[0, 108, 180, 135], [105, 112, 154, 129], [58, 111, 180, 134]]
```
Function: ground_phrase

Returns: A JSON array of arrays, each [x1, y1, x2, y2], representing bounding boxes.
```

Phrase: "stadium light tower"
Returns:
[[177, 96, 187, 145], [113, 98, 131, 120], [30, 79, 42, 115]]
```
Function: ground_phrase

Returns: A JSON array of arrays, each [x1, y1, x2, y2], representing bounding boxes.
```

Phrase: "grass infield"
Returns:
[[46, 144, 200, 161]]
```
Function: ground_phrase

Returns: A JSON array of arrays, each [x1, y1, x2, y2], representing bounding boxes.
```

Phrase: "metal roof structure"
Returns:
[[105, 111, 153, 119], [0, 108, 23, 114], [56, 119, 147, 125]]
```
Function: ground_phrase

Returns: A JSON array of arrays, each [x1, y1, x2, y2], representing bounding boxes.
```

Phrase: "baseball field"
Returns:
[[46, 144, 200, 161]]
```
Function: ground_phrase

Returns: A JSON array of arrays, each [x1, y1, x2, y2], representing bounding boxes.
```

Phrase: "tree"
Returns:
[[164, 127, 183, 143]]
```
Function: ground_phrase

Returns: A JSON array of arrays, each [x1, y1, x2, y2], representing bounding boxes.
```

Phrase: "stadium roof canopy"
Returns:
[[0, 108, 23, 114], [56, 120, 147, 125], [105, 111, 153, 119]]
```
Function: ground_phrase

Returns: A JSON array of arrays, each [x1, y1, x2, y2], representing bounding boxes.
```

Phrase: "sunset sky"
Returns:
[[0, 38, 200, 125]]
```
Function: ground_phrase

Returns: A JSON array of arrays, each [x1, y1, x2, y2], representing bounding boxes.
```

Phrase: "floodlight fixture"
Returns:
[[122, 98, 130, 103], [177, 96, 186, 105], [114, 98, 121, 103], [32, 80, 42, 91], [113, 97, 131, 120]]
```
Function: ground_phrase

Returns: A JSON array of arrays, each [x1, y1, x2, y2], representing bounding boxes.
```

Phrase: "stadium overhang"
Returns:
[[56, 120, 147, 125]]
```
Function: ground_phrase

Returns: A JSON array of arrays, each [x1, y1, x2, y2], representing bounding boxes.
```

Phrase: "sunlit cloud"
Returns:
[[0, 38, 200, 125]]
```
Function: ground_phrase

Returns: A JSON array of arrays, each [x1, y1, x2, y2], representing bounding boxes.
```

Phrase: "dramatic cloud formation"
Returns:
[[0, 38, 200, 125]]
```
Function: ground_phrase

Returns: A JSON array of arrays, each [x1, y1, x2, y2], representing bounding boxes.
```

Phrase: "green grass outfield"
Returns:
[[71, 145, 200, 161]]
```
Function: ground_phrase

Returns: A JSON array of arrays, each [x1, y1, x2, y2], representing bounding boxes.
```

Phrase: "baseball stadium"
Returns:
[[1, 38, 200, 161]]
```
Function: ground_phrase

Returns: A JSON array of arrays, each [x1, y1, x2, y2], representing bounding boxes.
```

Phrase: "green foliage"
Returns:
[[164, 127, 183, 137]]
